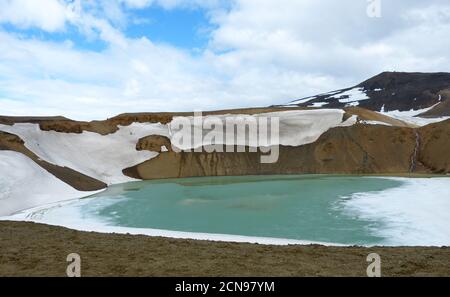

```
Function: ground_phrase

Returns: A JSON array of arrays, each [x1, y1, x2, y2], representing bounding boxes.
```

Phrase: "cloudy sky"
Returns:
[[1, 0, 450, 120]]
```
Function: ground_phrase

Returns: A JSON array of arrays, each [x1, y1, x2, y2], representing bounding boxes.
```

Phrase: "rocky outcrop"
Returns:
[[136, 135, 172, 152], [39, 120, 119, 135], [123, 124, 438, 180], [344, 107, 412, 127], [0, 131, 106, 191]]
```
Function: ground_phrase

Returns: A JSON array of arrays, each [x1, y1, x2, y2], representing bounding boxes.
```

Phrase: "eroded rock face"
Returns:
[[136, 135, 172, 153], [0, 131, 24, 147], [419, 119, 450, 173], [123, 124, 440, 180], [39, 120, 120, 135]]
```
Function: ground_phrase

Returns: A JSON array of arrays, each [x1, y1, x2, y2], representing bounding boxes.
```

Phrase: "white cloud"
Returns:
[[0, 0, 69, 31], [207, 0, 450, 85], [1, 0, 450, 120]]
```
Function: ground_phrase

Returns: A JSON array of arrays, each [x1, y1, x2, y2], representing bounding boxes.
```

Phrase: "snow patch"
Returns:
[[360, 120, 392, 126], [332, 87, 370, 104], [339, 177, 450, 246], [289, 88, 370, 106], [346, 101, 360, 107], [308, 102, 328, 107], [381, 104, 450, 126], [289, 90, 342, 105]]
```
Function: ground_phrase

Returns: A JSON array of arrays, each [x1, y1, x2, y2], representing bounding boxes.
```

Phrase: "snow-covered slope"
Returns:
[[289, 87, 370, 107], [0, 151, 100, 216], [0, 122, 169, 185]]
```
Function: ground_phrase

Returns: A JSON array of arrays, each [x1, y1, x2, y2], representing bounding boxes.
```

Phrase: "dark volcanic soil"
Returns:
[[0, 221, 449, 277]]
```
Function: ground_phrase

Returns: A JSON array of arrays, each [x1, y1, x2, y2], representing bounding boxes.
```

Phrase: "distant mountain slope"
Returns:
[[286, 72, 450, 116]]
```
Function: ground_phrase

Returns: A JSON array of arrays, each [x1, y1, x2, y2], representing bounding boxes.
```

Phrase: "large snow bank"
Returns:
[[0, 151, 99, 216], [170, 109, 354, 150]]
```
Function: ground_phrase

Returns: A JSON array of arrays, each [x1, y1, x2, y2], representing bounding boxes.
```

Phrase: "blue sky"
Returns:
[[1, 3, 213, 51], [125, 6, 212, 50], [1, 0, 450, 120]]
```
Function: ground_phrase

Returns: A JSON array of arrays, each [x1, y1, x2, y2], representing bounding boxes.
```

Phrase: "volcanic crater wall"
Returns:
[[123, 122, 450, 180]]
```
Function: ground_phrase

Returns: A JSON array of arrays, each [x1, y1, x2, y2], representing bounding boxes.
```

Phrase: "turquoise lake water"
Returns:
[[76, 175, 403, 245]]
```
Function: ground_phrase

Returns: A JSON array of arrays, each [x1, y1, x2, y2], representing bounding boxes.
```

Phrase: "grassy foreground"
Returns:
[[0, 221, 449, 277]]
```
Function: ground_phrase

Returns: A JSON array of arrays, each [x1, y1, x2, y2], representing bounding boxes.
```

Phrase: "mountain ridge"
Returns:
[[286, 71, 450, 116]]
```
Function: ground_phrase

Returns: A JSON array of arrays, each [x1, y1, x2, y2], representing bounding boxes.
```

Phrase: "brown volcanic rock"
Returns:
[[0, 115, 70, 126], [124, 124, 426, 180], [109, 112, 177, 126], [0, 131, 30, 154], [418, 119, 450, 173], [39, 120, 119, 135], [136, 135, 172, 152], [310, 124, 419, 173], [0, 131, 106, 191]]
